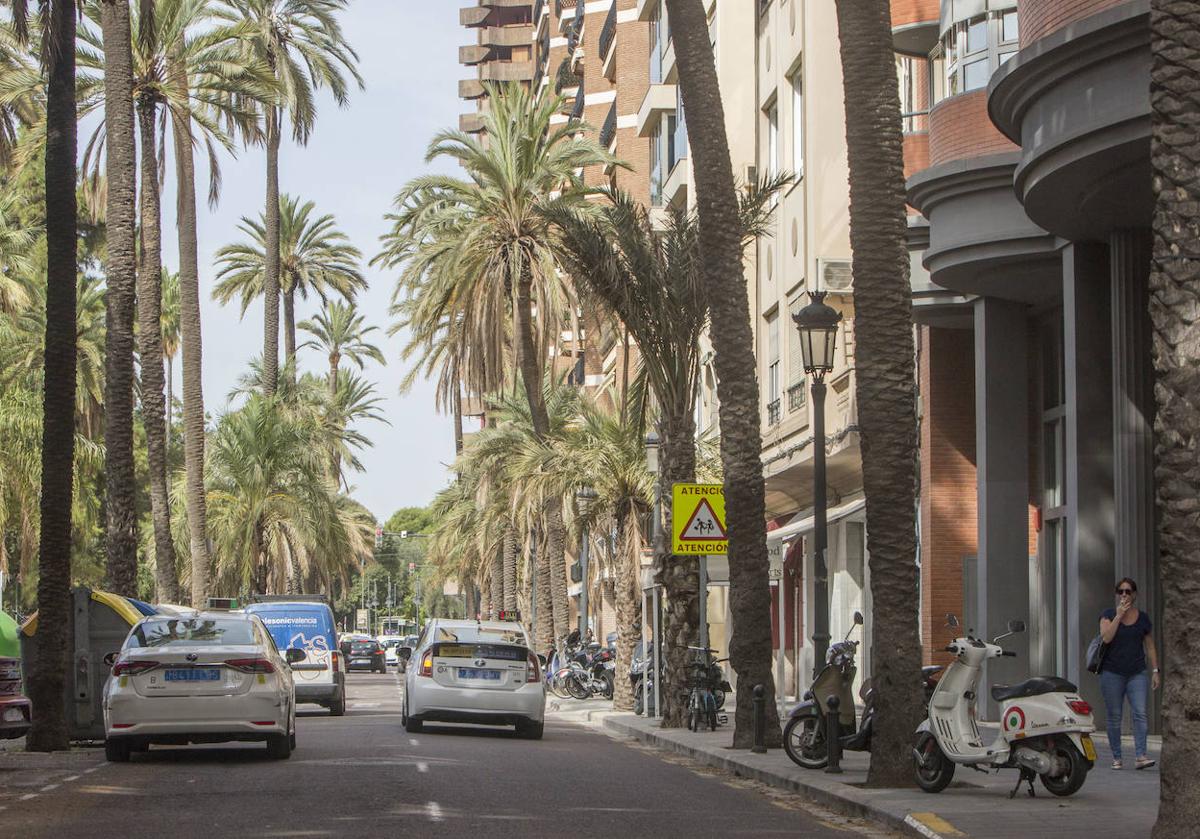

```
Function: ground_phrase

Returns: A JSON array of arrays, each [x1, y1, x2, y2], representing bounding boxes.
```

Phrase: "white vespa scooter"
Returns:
[[913, 615, 1097, 799]]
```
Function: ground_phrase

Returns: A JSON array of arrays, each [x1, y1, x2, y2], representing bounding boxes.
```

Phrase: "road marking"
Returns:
[[906, 812, 961, 837], [63, 775, 80, 782], [19, 794, 36, 801], [426, 801, 444, 823], [82, 766, 101, 774], [40, 784, 59, 792], [408, 738, 419, 746], [416, 762, 428, 773]]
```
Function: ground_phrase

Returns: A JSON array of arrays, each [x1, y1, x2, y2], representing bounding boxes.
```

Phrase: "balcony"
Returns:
[[788, 383, 806, 413], [599, 2, 616, 63], [636, 83, 677, 136], [459, 45, 489, 65], [662, 159, 688, 207], [459, 78, 485, 99], [480, 59, 534, 83], [570, 84, 585, 121], [460, 112, 486, 133], [480, 24, 534, 48], [767, 399, 782, 427], [554, 56, 581, 94], [599, 102, 617, 149]]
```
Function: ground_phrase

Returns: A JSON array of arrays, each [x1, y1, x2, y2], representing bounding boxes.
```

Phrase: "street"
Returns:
[[0, 673, 895, 838]]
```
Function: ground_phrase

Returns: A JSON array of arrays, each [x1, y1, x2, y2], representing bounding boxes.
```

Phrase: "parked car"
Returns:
[[402, 617, 545, 739], [377, 635, 403, 668], [102, 611, 301, 761], [346, 638, 387, 673], [243, 599, 346, 716]]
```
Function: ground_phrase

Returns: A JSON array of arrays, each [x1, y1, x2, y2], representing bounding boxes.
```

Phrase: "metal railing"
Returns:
[[566, 0, 585, 52], [767, 399, 782, 426], [554, 56, 580, 93], [570, 80, 586, 120], [901, 109, 930, 134], [599, 101, 616, 148], [788, 383, 806, 412], [599, 2, 616, 62]]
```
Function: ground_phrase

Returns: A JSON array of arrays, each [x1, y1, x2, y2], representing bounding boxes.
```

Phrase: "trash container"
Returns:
[[20, 587, 148, 741]]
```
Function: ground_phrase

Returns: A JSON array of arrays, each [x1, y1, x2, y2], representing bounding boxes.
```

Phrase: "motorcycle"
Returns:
[[550, 634, 614, 700], [913, 615, 1096, 798], [630, 642, 659, 716], [783, 611, 944, 769]]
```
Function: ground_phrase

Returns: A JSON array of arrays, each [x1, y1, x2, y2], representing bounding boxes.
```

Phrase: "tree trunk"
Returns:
[[252, 521, 267, 595], [832, 0, 923, 786], [664, 0, 781, 747], [1149, 3, 1200, 832], [99, 0, 139, 599], [165, 354, 173, 453], [137, 99, 179, 605], [329, 356, 341, 482], [26, 0, 77, 753], [503, 524, 518, 612], [283, 284, 296, 368], [489, 544, 503, 619], [262, 108, 282, 396], [612, 508, 642, 712], [452, 373, 464, 456], [168, 42, 212, 609], [545, 500, 569, 644], [534, 525, 554, 652]]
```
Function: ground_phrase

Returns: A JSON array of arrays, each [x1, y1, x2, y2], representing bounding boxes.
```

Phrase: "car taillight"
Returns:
[[526, 652, 540, 684], [331, 651, 340, 671], [112, 660, 158, 676], [1067, 700, 1092, 715], [419, 652, 433, 677], [224, 658, 276, 674]]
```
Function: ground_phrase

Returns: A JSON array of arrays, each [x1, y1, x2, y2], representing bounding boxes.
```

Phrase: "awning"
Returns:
[[766, 497, 867, 545]]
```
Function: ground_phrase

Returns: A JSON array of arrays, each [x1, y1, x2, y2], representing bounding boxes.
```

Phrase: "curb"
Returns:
[[600, 716, 943, 839]]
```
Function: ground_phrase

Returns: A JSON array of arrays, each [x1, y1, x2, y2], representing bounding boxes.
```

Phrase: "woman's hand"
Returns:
[[1152, 671, 1161, 691], [1116, 597, 1132, 619]]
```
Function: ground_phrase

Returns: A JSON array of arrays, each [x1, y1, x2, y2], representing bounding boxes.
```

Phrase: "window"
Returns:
[[649, 2, 669, 84], [787, 297, 807, 412], [767, 102, 779, 179], [668, 87, 687, 172], [935, 9, 1020, 101], [790, 72, 803, 177], [649, 124, 663, 206], [766, 311, 781, 424]]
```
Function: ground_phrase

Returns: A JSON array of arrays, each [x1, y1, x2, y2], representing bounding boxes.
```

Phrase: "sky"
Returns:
[[153, 1, 465, 522]]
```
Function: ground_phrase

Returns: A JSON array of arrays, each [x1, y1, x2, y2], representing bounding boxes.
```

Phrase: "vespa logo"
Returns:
[[186, 653, 199, 662]]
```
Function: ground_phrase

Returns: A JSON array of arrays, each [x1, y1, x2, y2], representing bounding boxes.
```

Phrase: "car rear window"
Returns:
[[128, 618, 255, 648]]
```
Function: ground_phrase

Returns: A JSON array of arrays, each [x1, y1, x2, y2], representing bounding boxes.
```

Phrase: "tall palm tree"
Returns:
[[297, 300, 383, 396], [661, 0, 784, 746], [160, 268, 180, 450], [376, 83, 613, 646], [218, 0, 362, 396], [95, 0, 139, 598], [829, 0, 923, 785], [1149, 2, 1200, 831], [12, 0, 79, 753], [214, 194, 366, 362]]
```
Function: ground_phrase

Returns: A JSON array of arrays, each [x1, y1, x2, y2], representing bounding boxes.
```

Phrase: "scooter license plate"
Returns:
[[1081, 735, 1097, 762]]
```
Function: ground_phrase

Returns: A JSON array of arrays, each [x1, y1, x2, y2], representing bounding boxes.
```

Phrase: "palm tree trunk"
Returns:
[[831, 0, 923, 785], [99, 0, 139, 599], [1149, 3, 1200, 831], [137, 99, 180, 605], [329, 355, 341, 481], [165, 354, 173, 453], [612, 509, 642, 712], [545, 501, 569, 644], [283, 284, 296, 367], [168, 42, 212, 609], [262, 108, 282, 396], [489, 545, 503, 619], [664, 0, 781, 746], [503, 525, 518, 612], [534, 525, 554, 651], [26, 0, 77, 753], [452, 372, 464, 456]]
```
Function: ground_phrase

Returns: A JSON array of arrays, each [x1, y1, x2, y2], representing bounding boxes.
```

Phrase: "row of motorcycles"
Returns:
[[782, 610, 1097, 799], [544, 630, 616, 700]]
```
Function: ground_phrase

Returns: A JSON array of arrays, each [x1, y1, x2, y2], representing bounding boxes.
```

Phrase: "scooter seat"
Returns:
[[991, 676, 1077, 702]]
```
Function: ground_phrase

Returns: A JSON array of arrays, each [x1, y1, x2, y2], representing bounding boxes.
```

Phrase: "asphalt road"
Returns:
[[0, 672, 896, 838]]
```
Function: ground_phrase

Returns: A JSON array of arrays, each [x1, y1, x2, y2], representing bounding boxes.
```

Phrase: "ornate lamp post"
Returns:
[[792, 291, 842, 674], [576, 486, 599, 638]]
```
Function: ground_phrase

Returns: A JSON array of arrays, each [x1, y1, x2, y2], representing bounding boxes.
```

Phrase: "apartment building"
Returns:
[[459, 1, 535, 135], [905, 0, 1159, 726]]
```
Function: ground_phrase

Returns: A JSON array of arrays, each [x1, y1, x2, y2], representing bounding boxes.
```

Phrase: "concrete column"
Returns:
[[1062, 244, 1115, 712], [974, 297, 1031, 719]]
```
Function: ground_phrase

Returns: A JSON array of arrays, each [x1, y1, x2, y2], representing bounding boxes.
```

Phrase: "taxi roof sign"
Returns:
[[671, 483, 727, 555]]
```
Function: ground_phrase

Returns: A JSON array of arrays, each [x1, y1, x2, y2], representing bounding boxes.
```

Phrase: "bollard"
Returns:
[[751, 684, 767, 754], [825, 695, 843, 773]]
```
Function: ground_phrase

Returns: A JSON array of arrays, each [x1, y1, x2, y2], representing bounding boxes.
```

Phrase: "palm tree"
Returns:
[[829, 0, 923, 785], [297, 300, 383, 396], [12, 0, 79, 753], [214, 195, 366, 363], [217, 0, 362, 396], [1149, 3, 1200, 831], [376, 83, 613, 647], [0, 22, 41, 168], [93, 0, 139, 598], [160, 268, 180, 449]]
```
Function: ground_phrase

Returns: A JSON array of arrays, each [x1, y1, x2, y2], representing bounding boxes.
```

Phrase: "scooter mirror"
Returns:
[[1008, 619, 1026, 633], [945, 614, 959, 628], [853, 611, 864, 626]]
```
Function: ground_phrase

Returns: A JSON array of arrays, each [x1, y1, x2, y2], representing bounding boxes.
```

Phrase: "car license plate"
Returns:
[[458, 668, 501, 681], [1081, 734, 1097, 762], [164, 668, 220, 682]]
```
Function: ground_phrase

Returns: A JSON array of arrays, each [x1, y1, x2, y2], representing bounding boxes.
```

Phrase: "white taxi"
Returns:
[[103, 611, 301, 761], [402, 618, 545, 739]]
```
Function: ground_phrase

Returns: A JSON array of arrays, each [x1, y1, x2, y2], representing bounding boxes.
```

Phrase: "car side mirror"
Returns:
[[1008, 619, 1026, 634], [285, 648, 306, 665], [398, 648, 412, 661], [537, 654, 548, 667], [103, 652, 118, 667], [853, 611, 864, 626]]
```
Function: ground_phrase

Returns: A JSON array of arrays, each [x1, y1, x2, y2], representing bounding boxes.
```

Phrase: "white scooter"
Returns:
[[913, 615, 1097, 799]]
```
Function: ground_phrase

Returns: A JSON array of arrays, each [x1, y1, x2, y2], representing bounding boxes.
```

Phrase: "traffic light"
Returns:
[[374, 526, 383, 549]]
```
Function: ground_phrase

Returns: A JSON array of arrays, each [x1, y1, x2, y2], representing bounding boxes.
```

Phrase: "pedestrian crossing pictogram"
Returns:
[[679, 498, 726, 541]]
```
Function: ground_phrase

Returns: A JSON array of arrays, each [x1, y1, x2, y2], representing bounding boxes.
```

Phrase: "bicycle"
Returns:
[[684, 646, 728, 732]]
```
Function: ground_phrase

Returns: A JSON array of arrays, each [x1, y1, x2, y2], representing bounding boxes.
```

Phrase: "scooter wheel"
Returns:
[[914, 735, 955, 793], [784, 715, 828, 770], [1040, 740, 1089, 797]]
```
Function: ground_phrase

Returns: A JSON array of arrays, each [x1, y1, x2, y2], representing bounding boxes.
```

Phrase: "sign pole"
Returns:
[[698, 555, 708, 650]]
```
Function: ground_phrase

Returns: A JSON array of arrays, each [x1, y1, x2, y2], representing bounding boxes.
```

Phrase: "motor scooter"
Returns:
[[913, 615, 1097, 798]]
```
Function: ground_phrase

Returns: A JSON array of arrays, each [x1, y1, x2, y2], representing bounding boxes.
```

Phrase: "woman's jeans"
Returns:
[[1099, 669, 1149, 759]]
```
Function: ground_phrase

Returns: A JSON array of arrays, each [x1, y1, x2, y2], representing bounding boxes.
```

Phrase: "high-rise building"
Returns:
[[459, 1, 535, 135]]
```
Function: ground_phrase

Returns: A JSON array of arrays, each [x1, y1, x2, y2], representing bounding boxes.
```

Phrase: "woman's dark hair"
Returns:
[[1115, 577, 1138, 593]]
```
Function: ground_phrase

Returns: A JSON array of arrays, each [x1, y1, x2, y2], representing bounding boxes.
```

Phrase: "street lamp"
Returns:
[[576, 486, 599, 638], [793, 290, 842, 675]]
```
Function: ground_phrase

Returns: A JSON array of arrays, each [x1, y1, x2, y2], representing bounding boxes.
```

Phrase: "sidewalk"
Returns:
[[585, 708, 1158, 839]]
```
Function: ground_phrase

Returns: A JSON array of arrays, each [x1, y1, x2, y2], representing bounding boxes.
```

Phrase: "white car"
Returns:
[[402, 619, 545, 739], [103, 611, 300, 762], [377, 635, 403, 667]]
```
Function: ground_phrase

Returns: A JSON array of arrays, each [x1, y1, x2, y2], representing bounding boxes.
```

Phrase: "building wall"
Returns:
[[1018, 0, 1129, 47], [927, 91, 1018, 167]]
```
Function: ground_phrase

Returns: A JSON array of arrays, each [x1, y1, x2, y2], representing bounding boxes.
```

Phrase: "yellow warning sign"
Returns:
[[671, 483, 727, 555]]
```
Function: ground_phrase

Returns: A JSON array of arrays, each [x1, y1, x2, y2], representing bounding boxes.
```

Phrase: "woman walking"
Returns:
[[1098, 577, 1159, 770]]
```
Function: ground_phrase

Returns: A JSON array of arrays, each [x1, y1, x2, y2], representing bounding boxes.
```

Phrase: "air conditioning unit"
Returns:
[[818, 258, 853, 293]]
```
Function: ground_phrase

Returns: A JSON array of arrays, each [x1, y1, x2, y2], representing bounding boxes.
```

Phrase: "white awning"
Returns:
[[766, 497, 867, 545]]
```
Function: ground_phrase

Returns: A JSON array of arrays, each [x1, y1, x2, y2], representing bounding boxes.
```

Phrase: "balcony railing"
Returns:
[[787, 383, 806, 413], [599, 101, 616, 148], [534, 0, 545, 23], [554, 56, 581, 93], [599, 2, 616, 62], [901, 109, 929, 134], [767, 399, 782, 426], [555, 0, 566, 15], [570, 82, 586, 120], [566, 0, 585, 52]]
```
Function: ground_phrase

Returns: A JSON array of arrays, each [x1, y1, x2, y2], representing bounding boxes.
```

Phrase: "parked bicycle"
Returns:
[[684, 646, 731, 732]]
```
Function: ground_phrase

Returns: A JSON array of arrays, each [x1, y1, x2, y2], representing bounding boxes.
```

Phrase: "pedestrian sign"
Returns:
[[671, 483, 727, 555]]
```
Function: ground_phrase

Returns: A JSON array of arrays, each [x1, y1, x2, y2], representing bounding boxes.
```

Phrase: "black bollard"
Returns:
[[825, 695, 843, 773], [751, 684, 767, 754]]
